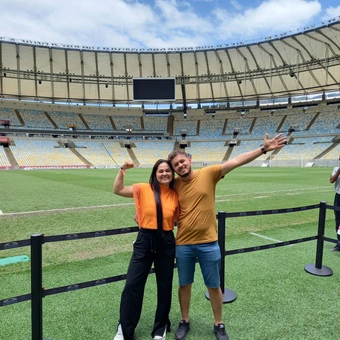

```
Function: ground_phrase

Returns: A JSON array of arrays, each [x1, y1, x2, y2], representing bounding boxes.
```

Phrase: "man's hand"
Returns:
[[263, 133, 287, 152]]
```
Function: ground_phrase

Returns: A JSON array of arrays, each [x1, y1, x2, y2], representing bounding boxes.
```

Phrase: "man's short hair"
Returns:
[[167, 150, 189, 163]]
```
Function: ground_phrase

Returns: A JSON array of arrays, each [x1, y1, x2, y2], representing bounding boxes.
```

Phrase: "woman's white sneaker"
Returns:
[[153, 327, 166, 340], [114, 324, 124, 340]]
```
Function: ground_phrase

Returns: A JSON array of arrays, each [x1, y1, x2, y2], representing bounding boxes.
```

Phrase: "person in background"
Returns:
[[113, 159, 179, 340], [168, 133, 287, 340], [329, 155, 340, 251]]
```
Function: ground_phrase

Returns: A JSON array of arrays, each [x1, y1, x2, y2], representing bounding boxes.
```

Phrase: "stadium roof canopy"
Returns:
[[0, 18, 339, 106]]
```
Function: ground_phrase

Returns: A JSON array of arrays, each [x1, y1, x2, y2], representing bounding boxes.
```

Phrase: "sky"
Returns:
[[0, 0, 339, 49]]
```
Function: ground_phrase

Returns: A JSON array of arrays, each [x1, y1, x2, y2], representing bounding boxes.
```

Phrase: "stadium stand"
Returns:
[[251, 114, 283, 137], [72, 141, 132, 168], [0, 146, 10, 166], [0, 98, 339, 169], [186, 141, 227, 163], [80, 113, 113, 131], [324, 143, 340, 160], [307, 107, 339, 134], [0, 107, 22, 127], [224, 116, 253, 137], [225, 140, 268, 160], [133, 141, 174, 166], [101, 141, 134, 167], [143, 116, 168, 132], [198, 118, 224, 139], [277, 136, 332, 160], [10, 139, 84, 167], [111, 114, 142, 131], [173, 118, 197, 137], [47, 111, 87, 130], [18, 108, 54, 129]]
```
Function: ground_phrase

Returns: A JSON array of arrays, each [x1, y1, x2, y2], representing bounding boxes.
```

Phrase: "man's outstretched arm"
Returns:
[[221, 133, 287, 176]]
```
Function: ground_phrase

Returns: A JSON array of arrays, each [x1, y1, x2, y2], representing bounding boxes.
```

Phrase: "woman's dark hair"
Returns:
[[149, 159, 175, 232]]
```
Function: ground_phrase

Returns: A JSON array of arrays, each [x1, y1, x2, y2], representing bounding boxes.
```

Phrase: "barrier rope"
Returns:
[[0, 239, 30, 250], [224, 204, 319, 218], [225, 236, 317, 256], [0, 203, 333, 309]]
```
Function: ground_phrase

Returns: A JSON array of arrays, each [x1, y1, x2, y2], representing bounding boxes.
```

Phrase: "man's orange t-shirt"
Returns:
[[174, 164, 223, 245]]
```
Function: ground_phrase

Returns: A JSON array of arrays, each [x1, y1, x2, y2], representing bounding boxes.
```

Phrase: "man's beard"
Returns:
[[177, 166, 191, 178]]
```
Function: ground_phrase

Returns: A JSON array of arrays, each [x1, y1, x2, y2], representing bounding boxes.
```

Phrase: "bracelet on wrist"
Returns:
[[260, 145, 267, 154], [120, 167, 125, 174]]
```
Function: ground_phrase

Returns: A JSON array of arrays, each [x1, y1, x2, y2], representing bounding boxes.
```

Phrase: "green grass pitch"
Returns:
[[0, 167, 339, 340]]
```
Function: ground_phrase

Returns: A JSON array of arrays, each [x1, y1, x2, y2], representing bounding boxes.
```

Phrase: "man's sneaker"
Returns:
[[175, 320, 190, 340], [331, 244, 340, 251], [213, 323, 229, 340], [114, 324, 124, 340], [153, 327, 167, 340]]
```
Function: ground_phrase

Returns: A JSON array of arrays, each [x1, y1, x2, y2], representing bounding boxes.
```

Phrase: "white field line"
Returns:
[[286, 189, 331, 196], [215, 186, 331, 203], [0, 186, 332, 217], [0, 203, 134, 218], [215, 186, 330, 199], [249, 232, 283, 243], [249, 232, 294, 246]]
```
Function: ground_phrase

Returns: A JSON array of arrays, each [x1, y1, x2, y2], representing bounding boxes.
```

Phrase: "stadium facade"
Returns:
[[0, 18, 339, 169]]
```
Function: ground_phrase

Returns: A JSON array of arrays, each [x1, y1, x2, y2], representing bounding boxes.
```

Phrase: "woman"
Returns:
[[113, 159, 179, 340]]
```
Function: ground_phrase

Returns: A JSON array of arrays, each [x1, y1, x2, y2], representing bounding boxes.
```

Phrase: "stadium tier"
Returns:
[[0, 100, 339, 169]]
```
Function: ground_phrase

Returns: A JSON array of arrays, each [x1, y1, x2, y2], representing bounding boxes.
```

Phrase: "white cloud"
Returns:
[[155, 0, 212, 32], [0, 0, 157, 47], [322, 6, 340, 21], [213, 0, 321, 41], [230, 0, 243, 11], [0, 0, 334, 49]]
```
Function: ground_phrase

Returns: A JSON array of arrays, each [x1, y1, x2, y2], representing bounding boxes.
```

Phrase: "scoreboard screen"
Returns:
[[132, 78, 176, 101]]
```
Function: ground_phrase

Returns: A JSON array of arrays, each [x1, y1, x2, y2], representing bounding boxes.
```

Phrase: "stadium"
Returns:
[[0, 18, 340, 169], [1, 12, 340, 340]]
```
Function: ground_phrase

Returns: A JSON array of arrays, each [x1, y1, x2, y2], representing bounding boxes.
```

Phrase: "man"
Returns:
[[329, 156, 340, 251], [168, 133, 287, 340]]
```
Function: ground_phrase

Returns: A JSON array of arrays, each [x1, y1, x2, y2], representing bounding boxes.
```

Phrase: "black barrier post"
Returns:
[[205, 211, 237, 303], [304, 201, 333, 276], [31, 233, 44, 340]]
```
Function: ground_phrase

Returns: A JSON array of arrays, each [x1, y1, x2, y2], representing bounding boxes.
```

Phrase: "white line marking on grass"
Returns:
[[215, 186, 331, 199], [249, 232, 283, 243], [249, 232, 295, 246], [0, 203, 134, 218], [1, 186, 332, 218]]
